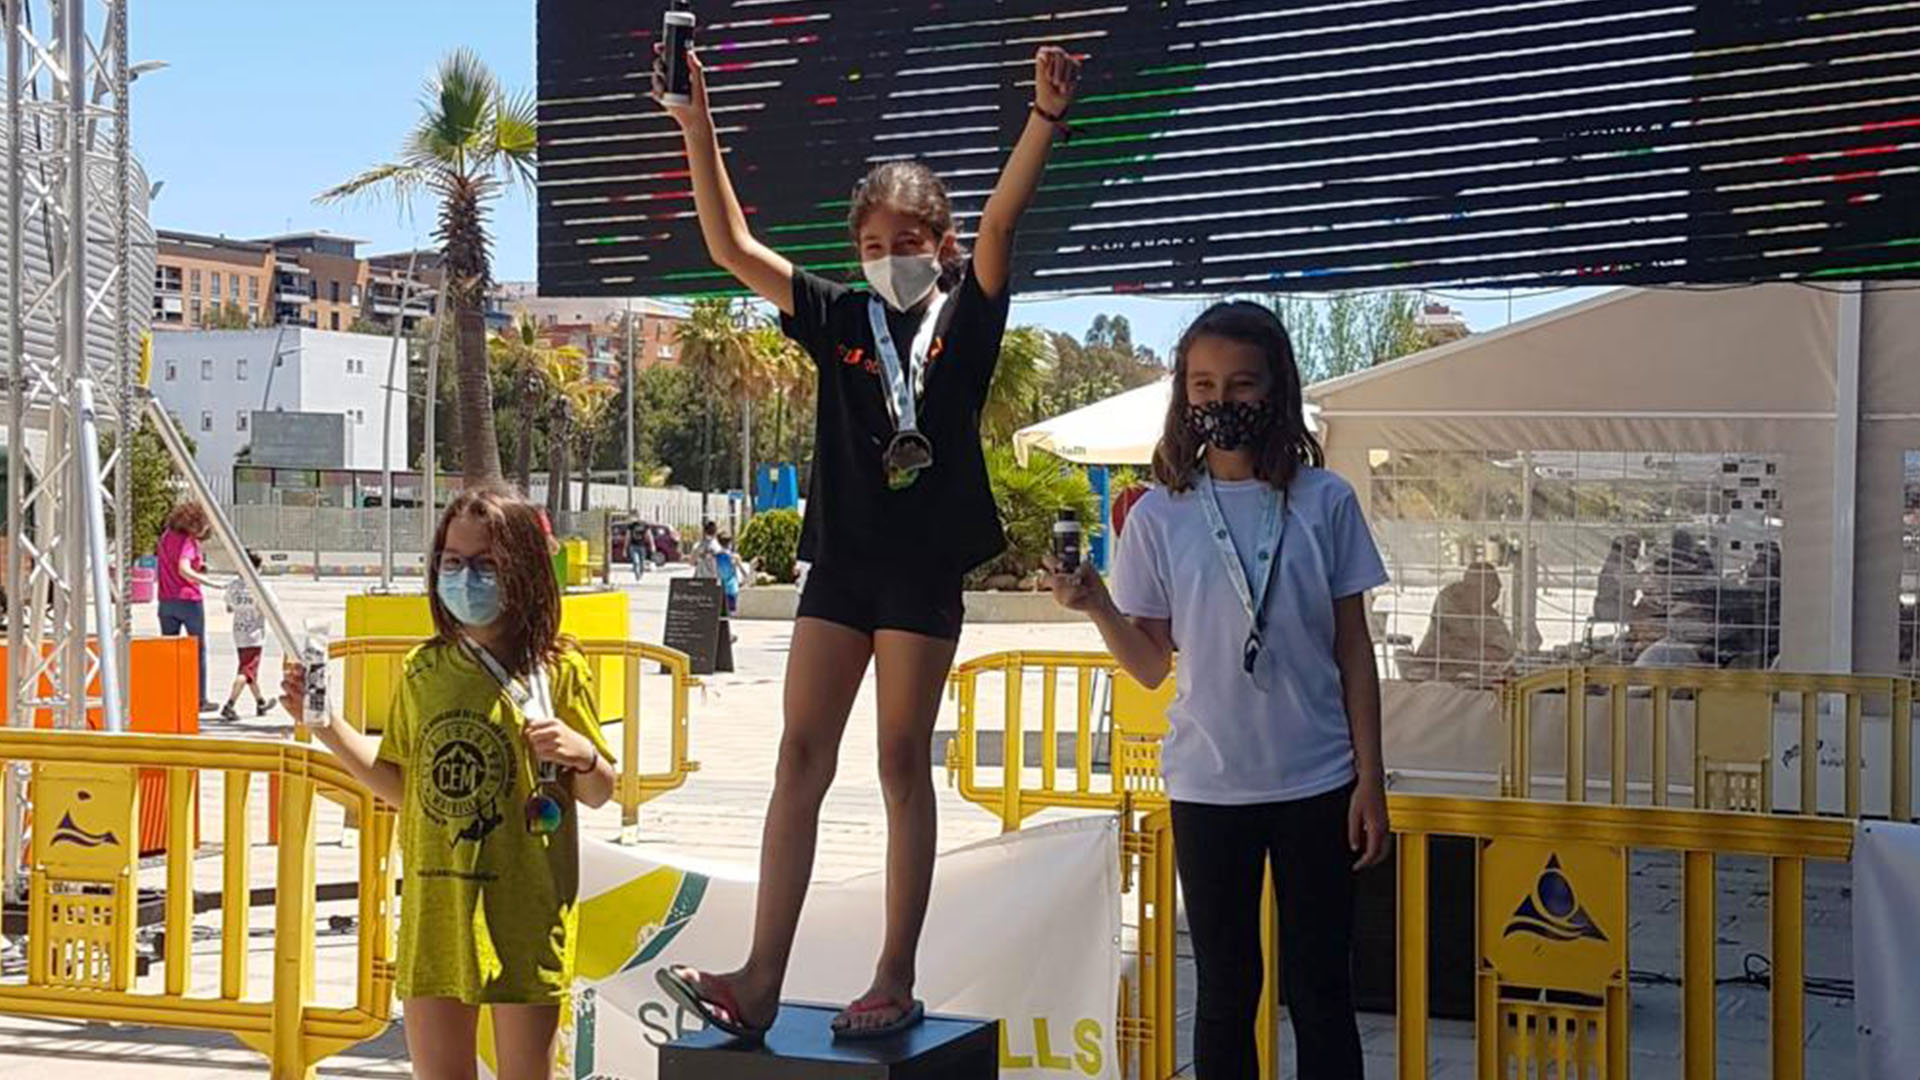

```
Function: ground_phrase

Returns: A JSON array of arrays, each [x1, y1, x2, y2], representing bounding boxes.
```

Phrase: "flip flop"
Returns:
[[831, 994, 926, 1042], [655, 966, 770, 1044]]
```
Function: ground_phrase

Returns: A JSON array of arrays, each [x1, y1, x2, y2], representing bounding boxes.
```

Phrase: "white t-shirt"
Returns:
[[1111, 466, 1389, 805]]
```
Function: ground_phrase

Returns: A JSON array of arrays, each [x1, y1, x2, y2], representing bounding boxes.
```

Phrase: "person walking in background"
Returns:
[[716, 532, 742, 615], [157, 501, 220, 714], [692, 519, 721, 580], [221, 551, 275, 721]]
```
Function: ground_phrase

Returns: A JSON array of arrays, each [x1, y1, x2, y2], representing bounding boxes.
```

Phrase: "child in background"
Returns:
[[286, 487, 617, 1078], [1050, 301, 1391, 1079], [716, 533, 741, 614], [220, 551, 273, 721]]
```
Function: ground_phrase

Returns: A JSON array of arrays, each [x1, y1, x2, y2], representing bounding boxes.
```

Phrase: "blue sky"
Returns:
[[129, 2, 1602, 360]]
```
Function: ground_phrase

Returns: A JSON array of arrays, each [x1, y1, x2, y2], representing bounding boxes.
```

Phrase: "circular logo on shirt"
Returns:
[[419, 710, 513, 824]]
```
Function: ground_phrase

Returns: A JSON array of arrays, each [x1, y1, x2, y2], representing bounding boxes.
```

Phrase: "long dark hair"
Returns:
[[426, 486, 567, 679], [1151, 300, 1322, 493], [847, 160, 968, 291]]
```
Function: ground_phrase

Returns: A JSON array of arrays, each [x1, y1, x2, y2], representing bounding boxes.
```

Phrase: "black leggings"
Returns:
[[1171, 783, 1362, 1080]]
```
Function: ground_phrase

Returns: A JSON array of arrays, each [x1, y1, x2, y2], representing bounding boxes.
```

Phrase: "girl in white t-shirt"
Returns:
[[1050, 300, 1390, 1079]]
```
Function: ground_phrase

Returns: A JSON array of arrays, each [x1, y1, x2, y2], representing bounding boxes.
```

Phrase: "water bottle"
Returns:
[[302, 618, 332, 729], [660, 0, 696, 106], [1053, 509, 1083, 575]]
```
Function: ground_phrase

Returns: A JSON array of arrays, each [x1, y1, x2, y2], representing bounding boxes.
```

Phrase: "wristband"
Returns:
[[573, 747, 600, 775], [1030, 102, 1072, 142]]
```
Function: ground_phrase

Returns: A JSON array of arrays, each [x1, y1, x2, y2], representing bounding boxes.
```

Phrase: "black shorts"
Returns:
[[797, 564, 966, 641]]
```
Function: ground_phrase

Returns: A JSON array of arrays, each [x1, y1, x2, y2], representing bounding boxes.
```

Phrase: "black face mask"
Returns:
[[1187, 399, 1276, 452]]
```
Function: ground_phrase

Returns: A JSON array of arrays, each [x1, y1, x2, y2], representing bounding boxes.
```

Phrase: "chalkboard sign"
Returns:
[[664, 578, 733, 676]]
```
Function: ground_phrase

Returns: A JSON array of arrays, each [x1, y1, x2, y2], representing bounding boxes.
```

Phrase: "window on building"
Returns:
[[230, 275, 240, 300], [658, 344, 672, 359], [190, 269, 201, 295], [351, 284, 362, 306], [189, 299, 201, 320], [249, 276, 260, 302], [330, 312, 340, 331], [211, 272, 222, 297], [248, 304, 259, 323], [330, 281, 341, 304], [201, 358, 214, 381], [200, 410, 213, 433], [164, 360, 177, 382], [236, 411, 249, 432], [236, 358, 249, 381], [1367, 449, 1783, 685]]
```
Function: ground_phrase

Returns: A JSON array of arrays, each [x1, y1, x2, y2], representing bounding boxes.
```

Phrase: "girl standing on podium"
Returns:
[[652, 44, 1081, 1041], [1050, 302, 1392, 1079]]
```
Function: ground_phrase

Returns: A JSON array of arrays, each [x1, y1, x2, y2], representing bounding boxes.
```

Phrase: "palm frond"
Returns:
[[314, 162, 426, 206]]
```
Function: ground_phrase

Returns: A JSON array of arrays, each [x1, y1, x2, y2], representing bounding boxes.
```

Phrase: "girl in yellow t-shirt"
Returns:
[[285, 486, 616, 1079]]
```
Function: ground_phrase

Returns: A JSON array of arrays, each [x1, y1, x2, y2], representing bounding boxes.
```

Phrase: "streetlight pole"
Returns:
[[377, 249, 418, 591], [625, 297, 636, 519]]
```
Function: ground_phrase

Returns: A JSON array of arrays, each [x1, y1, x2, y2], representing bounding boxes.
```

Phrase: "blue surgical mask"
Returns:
[[438, 567, 502, 627]]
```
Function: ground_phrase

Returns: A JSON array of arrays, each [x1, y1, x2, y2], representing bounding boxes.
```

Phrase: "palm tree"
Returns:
[[317, 49, 536, 486], [673, 298, 756, 493], [750, 322, 812, 464], [982, 325, 1054, 444], [487, 315, 576, 494]]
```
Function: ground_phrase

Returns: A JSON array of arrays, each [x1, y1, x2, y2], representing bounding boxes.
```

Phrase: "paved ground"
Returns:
[[0, 569, 1861, 1077]]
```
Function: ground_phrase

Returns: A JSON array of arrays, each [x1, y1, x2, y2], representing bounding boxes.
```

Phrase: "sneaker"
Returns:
[[219, 704, 239, 723], [199, 701, 221, 716], [256, 699, 276, 718]]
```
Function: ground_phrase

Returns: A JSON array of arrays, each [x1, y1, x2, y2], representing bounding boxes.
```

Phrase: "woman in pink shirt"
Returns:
[[157, 501, 220, 712]]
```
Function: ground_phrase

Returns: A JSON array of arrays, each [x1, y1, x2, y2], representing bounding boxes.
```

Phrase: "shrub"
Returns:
[[738, 508, 803, 583], [966, 446, 1101, 590]]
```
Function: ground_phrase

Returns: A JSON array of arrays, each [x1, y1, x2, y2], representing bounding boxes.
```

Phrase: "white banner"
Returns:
[[479, 816, 1122, 1080], [1854, 820, 1920, 1079]]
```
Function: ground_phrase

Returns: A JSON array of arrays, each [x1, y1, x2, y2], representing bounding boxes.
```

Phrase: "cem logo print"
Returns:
[[421, 709, 513, 835], [1502, 854, 1607, 944]]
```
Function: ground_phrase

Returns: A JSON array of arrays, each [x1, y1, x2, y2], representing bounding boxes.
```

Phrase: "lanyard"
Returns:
[[459, 634, 555, 727], [868, 292, 949, 434], [1194, 471, 1289, 669]]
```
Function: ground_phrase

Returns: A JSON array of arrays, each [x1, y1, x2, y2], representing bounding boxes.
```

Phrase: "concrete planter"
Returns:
[[735, 584, 1088, 624]]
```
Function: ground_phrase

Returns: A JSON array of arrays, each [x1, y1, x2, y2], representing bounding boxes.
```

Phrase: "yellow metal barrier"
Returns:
[[331, 636, 701, 835], [947, 650, 1860, 1080], [1503, 665, 1916, 819], [0, 729, 396, 1079]]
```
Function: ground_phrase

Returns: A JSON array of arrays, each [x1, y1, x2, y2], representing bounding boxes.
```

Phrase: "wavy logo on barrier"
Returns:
[[1502, 854, 1606, 944], [50, 802, 120, 849]]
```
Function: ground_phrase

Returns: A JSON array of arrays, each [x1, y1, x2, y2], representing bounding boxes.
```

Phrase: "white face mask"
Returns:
[[862, 254, 941, 312]]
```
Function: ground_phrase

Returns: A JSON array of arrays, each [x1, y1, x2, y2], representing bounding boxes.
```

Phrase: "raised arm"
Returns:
[[974, 46, 1082, 299], [657, 50, 795, 314]]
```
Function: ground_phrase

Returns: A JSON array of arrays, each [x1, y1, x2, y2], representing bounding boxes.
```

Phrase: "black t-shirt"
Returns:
[[781, 261, 1010, 576]]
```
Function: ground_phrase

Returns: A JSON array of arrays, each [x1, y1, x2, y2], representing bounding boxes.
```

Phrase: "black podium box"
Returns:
[[659, 1003, 998, 1080]]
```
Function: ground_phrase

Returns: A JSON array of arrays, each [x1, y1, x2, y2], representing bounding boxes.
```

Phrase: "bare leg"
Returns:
[[491, 1003, 563, 1080], [836, 628, 956, 1034], [403, 997, 480, 1080], [693, 617, 872, 1029]]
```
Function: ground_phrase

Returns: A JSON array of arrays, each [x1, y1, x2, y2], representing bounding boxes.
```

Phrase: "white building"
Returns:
[[149, 328, 408, 501]]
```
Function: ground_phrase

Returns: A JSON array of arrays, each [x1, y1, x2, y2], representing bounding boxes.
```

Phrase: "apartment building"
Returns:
[[152, 231, 276, 331], [153, 229, 505, 335]]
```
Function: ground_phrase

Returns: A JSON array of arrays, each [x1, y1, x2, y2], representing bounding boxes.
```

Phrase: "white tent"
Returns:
[[1013, 379, 1171, 467], [1012, 377, 1321, 467]]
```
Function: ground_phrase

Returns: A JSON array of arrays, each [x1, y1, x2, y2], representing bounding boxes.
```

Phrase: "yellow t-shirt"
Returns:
[[376, 641, 615, 1005]]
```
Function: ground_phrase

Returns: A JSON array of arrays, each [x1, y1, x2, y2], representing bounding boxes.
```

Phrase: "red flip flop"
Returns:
[[831, 993, 926, 1042], [655, 966, 771, 1044]]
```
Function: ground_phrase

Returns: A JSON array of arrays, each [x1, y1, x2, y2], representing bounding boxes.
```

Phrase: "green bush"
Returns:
[[966, 446, 1101, 590], [738, 508, 803, 583]]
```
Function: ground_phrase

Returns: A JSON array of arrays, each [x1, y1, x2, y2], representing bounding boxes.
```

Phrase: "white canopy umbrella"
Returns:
[[1013, 377, 1321, 467]]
